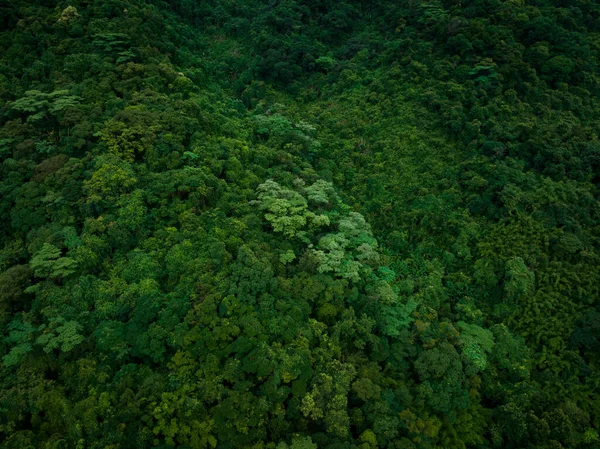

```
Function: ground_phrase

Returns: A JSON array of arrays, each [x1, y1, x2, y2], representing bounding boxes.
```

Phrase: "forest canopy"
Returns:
[[0, 0, 599, 448]]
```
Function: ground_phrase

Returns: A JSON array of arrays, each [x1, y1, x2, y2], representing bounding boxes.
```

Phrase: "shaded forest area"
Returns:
[[1, 0, 599, 448]]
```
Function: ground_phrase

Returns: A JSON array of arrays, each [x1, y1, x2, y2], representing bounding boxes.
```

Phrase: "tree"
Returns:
[[29, 243, 77, 280]]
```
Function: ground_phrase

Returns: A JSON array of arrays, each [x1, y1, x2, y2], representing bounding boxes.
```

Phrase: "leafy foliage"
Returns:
[[0, 0, 599, 447]]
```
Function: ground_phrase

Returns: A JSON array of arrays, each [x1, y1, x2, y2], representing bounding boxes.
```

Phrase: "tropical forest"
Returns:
[[1, 0, 599, 447]]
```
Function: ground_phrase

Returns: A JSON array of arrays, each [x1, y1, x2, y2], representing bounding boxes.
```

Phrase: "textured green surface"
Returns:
[[1, 1, 599, 447]]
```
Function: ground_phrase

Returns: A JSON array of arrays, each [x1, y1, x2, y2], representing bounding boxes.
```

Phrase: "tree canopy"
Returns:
[[0, 0, 599, 448]]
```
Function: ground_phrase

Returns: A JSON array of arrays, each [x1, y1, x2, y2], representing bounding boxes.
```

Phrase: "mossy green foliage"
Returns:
[[1, 0, 599, 448]]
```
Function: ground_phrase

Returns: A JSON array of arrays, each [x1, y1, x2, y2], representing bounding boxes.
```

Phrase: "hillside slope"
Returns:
[[1, 1, 599, 448]]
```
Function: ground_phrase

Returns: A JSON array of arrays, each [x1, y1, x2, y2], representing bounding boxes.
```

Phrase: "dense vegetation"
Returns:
[[1, 0, 599, 447]]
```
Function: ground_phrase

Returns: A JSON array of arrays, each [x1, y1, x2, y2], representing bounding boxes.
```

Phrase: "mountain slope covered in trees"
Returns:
[[1, 0, 599, 448]]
